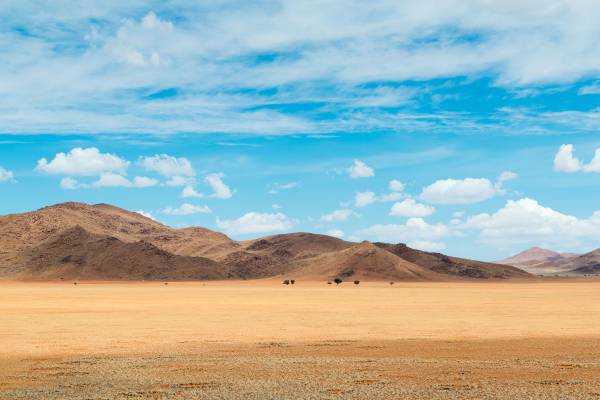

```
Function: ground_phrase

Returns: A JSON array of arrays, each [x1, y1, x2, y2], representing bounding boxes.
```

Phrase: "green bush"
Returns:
[[290, 280, 295, 285], [353, 280, 360, 285], [283, 280, 290, 285]]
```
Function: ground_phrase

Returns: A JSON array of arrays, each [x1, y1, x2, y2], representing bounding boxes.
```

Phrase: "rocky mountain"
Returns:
[[499, 247, 580, 275], [534, 249, 600, 276], [0, 202, 531, 281]]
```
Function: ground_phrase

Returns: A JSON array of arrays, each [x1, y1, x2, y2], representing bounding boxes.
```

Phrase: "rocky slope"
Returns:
[[0, 202, 531, 281]]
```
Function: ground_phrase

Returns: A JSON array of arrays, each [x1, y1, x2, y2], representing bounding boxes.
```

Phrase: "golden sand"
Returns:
[[2, 280, 600, 399]]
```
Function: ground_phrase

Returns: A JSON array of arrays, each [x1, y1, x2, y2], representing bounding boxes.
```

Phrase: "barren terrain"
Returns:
[[2, 280, 600, 399]]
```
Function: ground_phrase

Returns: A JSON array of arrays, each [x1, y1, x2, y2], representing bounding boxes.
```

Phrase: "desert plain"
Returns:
[[1, 279, 600, 399]]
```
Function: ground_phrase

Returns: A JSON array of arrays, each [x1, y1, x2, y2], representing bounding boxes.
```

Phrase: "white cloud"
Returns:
[[36, 147, 129, 176], [554, 144, 600, 173], [138, 154, 195, 177], [347, 160, 374, 178], [498, 171, 518, 182], [407, 240, 446, 252], [164, 203, 212, 216], [326, 229, 345, 238], [390, 199, 435, 218], [181, 185, 203, 198], [355, 191, 376, 208], [92, 173, 158, 188], [579, 83, 600, 95], [205, 173, 233, 199], [165, 176, 193, 187], [216, 212, 294, 235], [136, 210, 157, 221], [268, 181, 298, 194], [356, 218, 449, 243], [553, 144, 582, 172], [462, 198, 600, 248], [388, 179, 405, 192], [420, 178, 499, 204], [5, 3, 600, 136], [272, 204, 281, 209], [59, 177, 78, 189], [379, 192, 403, 202], [320, 209, 358, 222], [0, 166, 14, 182]]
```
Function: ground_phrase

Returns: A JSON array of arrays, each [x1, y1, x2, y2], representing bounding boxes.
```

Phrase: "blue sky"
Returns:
[[2, 1, 600, 260]]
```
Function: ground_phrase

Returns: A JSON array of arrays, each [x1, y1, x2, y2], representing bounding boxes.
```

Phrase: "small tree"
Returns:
[[334, 277, 343, 285], [290, 280, 295, 285], [389, 281, 394, 286], [283, 279, 290, 285], [353, 280, 360, 285]]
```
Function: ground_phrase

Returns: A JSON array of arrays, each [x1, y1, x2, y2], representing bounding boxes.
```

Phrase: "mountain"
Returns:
[[12, 226, 225, 281], [287, 241, 443, 281], [0, 202, 531, 281], [535, 249, 600, 276], [377, 243, 530, 279], [498, 247, 580, 274]]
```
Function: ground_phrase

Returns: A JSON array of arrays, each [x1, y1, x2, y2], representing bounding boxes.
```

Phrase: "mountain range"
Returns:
[[499, 247, 600, 276], [0, 202, 531, 281]]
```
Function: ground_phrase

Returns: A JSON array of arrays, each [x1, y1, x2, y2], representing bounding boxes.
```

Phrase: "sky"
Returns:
[[2, 1, 600, 260]]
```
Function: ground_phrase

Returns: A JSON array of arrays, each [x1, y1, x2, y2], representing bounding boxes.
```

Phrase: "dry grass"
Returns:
[[2, 280, 600, 399]]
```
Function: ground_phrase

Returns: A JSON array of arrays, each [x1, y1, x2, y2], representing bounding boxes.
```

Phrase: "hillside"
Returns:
[[499, 247, 580, 275], [377, 243, 531, 279], [0, 202, 531, 281], [535, 249, 600, 276], [10, 226, 226, 281]]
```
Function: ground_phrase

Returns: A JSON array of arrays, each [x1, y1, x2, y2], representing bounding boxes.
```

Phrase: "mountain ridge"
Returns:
[[0, 202, 531, 281]]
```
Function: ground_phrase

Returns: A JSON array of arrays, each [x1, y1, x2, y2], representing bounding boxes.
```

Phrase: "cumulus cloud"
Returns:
[[320, 209, 358, 222], [356, 218, 449, 243], [216, 212, 294, 235], [36, 147, 129, 176], [163, 203, 212, 215], [421, 178, 500, 205], [0, 166, 14, 182], [181, 185, 203, 198], [388, 179, 405, 192], [137, 154, 195, 185], [205, 173, 233, 199], [355, 191, 376, 208], [59, 177, 78, 189], [92, 173, 158, 188], [390, 199, 435, 218], [462, 198, 600, 248], [347, 160, 374, 178], [553, 144, 600, 172]]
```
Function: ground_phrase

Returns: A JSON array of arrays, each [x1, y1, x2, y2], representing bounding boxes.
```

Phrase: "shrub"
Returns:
[[354, 280, 360, 285], [290, 280, 295, 285], [334, 277, 342, 285], [283, 280, 290, 285], [389, 281, 394, 286], [327, 281, 332, 285]]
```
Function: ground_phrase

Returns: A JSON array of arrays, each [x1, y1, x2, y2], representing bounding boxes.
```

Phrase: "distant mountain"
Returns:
[[499, 247, 579, 274], [0, 202, 531, 281], [535, 249, 600, 276]]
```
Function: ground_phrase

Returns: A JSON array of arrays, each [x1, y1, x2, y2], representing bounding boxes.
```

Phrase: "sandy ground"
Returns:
[[1, 280, 600, 399]]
